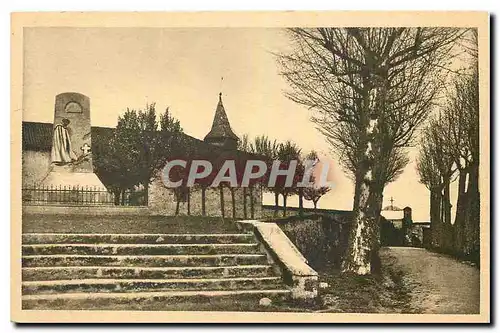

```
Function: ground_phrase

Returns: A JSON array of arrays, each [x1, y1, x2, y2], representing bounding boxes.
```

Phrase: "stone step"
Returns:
[[23, 254, 269, 268], [22, 243, 260, 256], [22, 233, 255, 245], [22, 277, 283, 295], [22, 265, 275, 281], [22, 289, 292, 310]]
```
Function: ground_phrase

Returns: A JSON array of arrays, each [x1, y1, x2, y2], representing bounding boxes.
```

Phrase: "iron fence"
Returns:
[[21, 184, 147, 206]]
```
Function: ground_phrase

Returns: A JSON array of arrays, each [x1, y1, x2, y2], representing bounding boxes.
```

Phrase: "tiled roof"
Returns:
[[22, 122, 53, 151], [22, 121, 260, 189], [21, 121, 256, 161], [381, 210, 404, 221], [382, 205, 402, 211], [204, 93, 239, 142], [22, 121, 114, 153]]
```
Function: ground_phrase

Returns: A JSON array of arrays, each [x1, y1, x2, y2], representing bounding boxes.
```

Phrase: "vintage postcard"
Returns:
[[11, 11, 490, 323]]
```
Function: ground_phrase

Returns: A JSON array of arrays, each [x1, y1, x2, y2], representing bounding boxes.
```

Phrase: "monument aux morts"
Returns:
[[41, 92, 105, 188]]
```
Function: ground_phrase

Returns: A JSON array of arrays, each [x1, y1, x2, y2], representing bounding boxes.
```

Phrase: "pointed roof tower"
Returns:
[[204, 93, 239, 150]]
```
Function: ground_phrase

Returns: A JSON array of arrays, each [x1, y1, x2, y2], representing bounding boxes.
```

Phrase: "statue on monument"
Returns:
[[51, 118, 78, 165], [42, 92, 105, 188]]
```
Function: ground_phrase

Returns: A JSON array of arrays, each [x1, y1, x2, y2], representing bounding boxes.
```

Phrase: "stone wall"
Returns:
[[22, 151, 51, 186], [409, 224, 430, 247], [270, 214, 352, 270], [22, 150, 263, 218], [23, 205, 150, 216]]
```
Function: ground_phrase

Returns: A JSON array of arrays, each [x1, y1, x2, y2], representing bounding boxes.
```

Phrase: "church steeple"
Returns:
[[204, 93, 239, 150]]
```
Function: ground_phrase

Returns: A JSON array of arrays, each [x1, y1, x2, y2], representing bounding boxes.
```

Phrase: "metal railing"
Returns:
[[21, 185, 147, 206]]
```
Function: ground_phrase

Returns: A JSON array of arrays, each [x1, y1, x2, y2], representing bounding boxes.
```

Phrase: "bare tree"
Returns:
[[303, 183, 330, 211], [238, 134, 252, 154], [301, 151, 330, 212], [238, 134, 282, 215], [278, 27, 464, 274], [443, 61, 479, 256], [417, 29, 479, 259], [276, 140, 303, 217], [416, 118, 455, 250]]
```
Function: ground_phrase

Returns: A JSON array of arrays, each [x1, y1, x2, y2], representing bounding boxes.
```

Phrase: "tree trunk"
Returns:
[[230, 188, 236, 219], [453, 169, 467, 253], [430, 187, 443, 248], [343, 175, 378, 275], [274, 192, 279, 217], [342, 66, 387, 275], [243, 187, 248, 219], [465, 163, 480, 257], [441, 179, 453, 251], [313, 200, 318, 212], [343, 142, 373, 273], [282, 194, 287, 217], [121, 189, 125, 206], [187, 188, 191, 216], [352, 172, 363, 212], [113, 189, 121, 205], [144, 182, 149, 206], [201, 187, 206, 216], [298, 188, 304, 217], [250, 186, 255, 219], [175, 192, 180, 216], [219, 186, 225, 218], [368, 182, 384, 272]]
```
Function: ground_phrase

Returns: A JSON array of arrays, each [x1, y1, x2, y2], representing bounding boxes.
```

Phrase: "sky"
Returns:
[[23, 27, 433, 221]]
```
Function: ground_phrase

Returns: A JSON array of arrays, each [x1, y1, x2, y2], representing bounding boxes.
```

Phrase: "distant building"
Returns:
[[380, 198, 430, 247], [381, 201, 404, 229], [411, 221, 432, 248], [203, 93, 239, 150]]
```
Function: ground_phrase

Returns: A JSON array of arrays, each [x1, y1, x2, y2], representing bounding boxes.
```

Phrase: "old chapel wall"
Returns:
[[22, 151, 51, 187], [148, 175, 263, 218]]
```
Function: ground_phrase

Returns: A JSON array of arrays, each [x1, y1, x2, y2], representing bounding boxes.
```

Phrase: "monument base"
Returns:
[[41, 171, 106, 189]]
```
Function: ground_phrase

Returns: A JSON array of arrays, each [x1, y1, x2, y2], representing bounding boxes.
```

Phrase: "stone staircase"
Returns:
[[21, 232, 291, 310]]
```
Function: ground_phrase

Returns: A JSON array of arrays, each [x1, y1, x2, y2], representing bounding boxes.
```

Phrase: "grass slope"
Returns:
[[22, 214, 240, 234]]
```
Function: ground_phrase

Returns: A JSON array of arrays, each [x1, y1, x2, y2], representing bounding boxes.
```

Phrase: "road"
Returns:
[[380, 247, 480, 314]]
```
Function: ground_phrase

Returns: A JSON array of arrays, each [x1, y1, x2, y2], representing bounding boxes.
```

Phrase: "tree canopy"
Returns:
[[93, 104, 184, 203]]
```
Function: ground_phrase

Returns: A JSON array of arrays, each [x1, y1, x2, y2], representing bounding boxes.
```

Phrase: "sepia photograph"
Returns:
[[10, 11, 490, 323]]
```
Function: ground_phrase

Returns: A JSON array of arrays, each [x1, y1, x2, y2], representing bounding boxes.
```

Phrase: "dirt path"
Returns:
[[380, 247, 480, 314]]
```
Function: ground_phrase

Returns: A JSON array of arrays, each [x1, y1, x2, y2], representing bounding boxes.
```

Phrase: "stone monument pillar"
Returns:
[[42, 92, 105, 188]]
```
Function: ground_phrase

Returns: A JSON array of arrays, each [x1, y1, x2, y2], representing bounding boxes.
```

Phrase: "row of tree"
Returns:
[[165, 145, 264, 219], [238, 134, 331, 216], [277, 27, 468, 274], [416, 31, 479, 261]]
